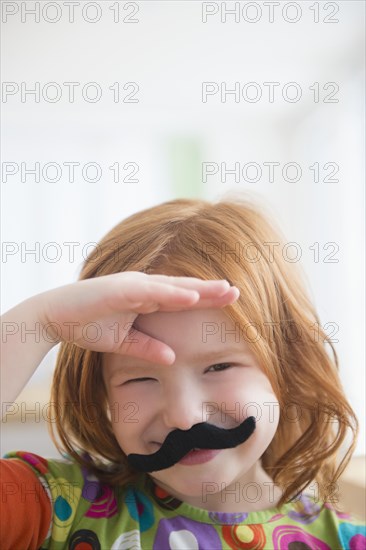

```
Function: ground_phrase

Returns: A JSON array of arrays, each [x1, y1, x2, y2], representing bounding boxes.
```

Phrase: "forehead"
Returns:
[[102, 308, 258, 377], [133, 308, 248, 356]]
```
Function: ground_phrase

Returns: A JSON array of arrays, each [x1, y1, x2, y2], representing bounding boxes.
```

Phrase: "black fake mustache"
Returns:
[[127, 416, 256, 472]]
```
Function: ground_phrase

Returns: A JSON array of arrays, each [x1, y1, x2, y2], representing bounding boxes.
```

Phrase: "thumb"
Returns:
[[117, 327, 175, 365]]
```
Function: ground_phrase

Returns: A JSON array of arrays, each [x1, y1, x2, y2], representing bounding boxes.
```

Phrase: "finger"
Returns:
[[144, 275, 231, 297], [116, 328, 175, 365], [119, 279, 232, 310], [116, 287, 238, 315], [191, 286, 240, 309], [156, 286, 240, 312], [117, 283, 201, 309]]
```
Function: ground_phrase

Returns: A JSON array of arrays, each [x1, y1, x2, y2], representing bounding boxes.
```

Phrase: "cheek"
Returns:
[[220, 374, 279, 425], [109, 385, 158, 420], [106, 388, 154, 443]]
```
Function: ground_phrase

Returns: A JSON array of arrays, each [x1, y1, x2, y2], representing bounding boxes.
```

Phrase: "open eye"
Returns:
[[206, 363, 232, 373]]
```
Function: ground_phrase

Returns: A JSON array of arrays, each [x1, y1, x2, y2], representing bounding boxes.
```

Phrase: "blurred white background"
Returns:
[[1, 1, 365, 464]]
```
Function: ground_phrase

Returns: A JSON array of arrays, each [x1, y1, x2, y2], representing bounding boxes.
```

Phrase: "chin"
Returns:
[[152, 463, 240, 500]]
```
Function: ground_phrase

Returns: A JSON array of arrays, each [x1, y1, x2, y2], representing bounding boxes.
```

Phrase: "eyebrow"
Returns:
[[184, 350, 250, 361]]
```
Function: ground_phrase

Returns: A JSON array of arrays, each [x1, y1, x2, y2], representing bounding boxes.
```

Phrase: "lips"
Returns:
[[179, 448, 222, 466]]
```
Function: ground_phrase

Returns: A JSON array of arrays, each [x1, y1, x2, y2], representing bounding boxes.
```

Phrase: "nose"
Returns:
[[160, 376, 205, 432]]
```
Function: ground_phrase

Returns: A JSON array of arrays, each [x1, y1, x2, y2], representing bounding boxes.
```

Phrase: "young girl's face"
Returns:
[[102, 308, 280, 508]]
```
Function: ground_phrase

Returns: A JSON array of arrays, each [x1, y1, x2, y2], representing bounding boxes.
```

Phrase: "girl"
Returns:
[[1, 195, 365, 550]]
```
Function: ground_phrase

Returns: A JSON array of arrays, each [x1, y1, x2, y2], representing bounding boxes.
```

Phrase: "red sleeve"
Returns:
[[0, 458, 52, 550]]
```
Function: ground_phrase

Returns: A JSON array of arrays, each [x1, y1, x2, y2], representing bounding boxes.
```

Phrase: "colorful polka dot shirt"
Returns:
[[1, 450, 365, 549]]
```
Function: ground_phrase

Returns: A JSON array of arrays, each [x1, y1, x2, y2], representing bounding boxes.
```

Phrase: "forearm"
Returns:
[[0, 294, 59, 409]]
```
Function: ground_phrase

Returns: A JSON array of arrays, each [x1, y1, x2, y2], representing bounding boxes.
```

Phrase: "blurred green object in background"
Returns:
[[167, 136, 203, 198]]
